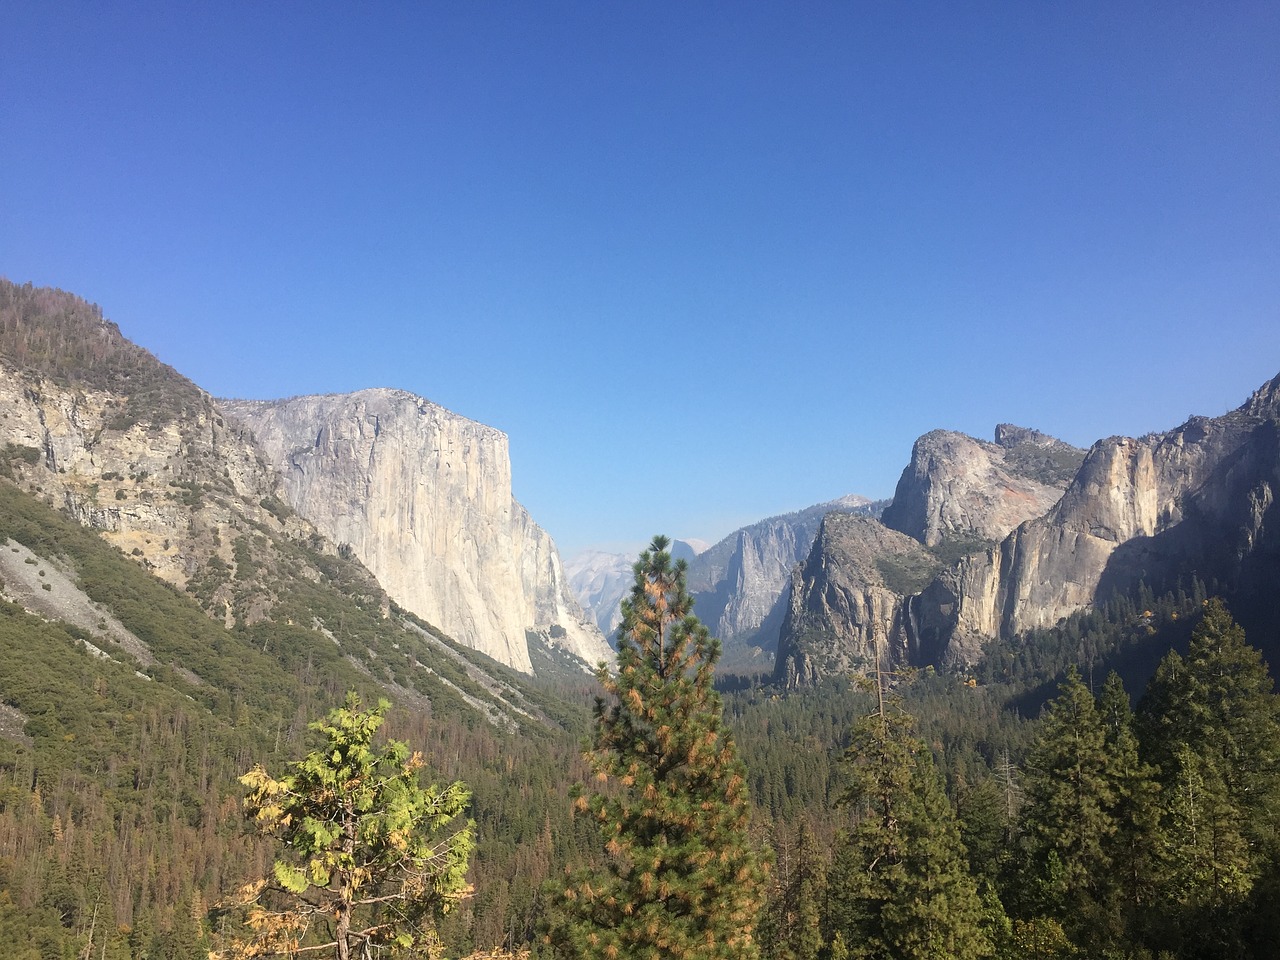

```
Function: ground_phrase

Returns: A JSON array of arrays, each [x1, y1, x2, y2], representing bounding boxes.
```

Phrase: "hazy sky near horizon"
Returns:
[[4, 3, 1279, 557]]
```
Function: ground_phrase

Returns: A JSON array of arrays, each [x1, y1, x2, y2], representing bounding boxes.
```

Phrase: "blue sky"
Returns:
[[4, 2, 1279, 557]]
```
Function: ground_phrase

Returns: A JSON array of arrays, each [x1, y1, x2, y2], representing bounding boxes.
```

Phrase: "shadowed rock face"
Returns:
[[222, 390, 612, 674], [914, 374, 1280, 663], [772, 514, 933, 688], [775, 378, 1280, 685], [685, 495, 880, 662], [775, 427, 1082, 685], [881, 425, 1084, 548]]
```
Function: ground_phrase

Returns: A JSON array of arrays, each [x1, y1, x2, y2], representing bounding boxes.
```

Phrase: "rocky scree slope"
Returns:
[[222, 390, 612, 674]]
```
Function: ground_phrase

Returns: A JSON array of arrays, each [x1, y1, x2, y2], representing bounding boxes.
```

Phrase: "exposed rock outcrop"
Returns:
[[880, 425, 1084, 548], [0, 286, 304, 612], [222, 390, 612, 673], [772, 514, 934, 688], [914, 375, 1280, 664], [686, 495, 881, 663], [567, 550, 635, 640]]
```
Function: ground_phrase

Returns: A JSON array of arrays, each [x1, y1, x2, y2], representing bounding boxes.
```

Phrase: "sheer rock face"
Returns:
[[915, 374, 1280, 664], [222, 390, 611, 674], [685, 495, 879, 660], [880, 425, 1085, 548], [772, 514, 932, 688], [772, 380, 1280, 683]]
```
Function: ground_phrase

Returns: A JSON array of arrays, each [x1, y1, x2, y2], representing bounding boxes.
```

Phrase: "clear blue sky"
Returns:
[[4, 2, 1279, 557]]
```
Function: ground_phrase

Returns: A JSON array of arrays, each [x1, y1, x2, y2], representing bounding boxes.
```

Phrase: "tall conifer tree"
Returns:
[[1136, 599, 1280, 957], [1017, 667, 1118, 939], [546, 536, 766, 960], [826, 665, 992, 960]]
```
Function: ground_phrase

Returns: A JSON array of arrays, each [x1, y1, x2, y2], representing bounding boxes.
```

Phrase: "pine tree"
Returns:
[[1136, 599, 1280, 957], [215, 693, 474, 960], [826, 665, 992, 960], [1095, 671, 1163, 948], [545, 536, 767, 960], [761, 817, 825, 960], [1017, 667, 1117, 940]]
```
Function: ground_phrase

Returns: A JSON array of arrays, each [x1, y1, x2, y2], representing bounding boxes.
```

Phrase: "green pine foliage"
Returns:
[[218, 693, 474, 960], [759, 817, 825, 960], [826, 668, 993, 960], [546, 536, 767, 960], [1135, 598, 1280, 957], [1016, 667, 1119, 934]]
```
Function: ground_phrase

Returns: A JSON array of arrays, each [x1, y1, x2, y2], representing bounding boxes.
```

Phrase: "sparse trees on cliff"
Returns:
[[545, 536, 767, 960]]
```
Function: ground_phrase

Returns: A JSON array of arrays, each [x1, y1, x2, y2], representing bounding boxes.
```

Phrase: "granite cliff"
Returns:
[[778, 376, 1280, 685], [775, 426, 1083, 686], [880, 425, 1084, 548], [772, 514, 934, 688], [222, 391, 612, 673], [686, 495, 882, 665], [912, 374, 1280, 665]]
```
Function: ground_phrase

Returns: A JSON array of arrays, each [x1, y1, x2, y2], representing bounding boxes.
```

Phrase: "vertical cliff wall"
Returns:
[[913, 374, 1280, 665], [221, 390, 611, 673]]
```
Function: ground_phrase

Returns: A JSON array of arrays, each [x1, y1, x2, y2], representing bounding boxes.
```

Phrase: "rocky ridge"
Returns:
[[684, 495, 883, 665], [222, 390, 612, 673], [773, 514, 934, 688], [777, 377, 1280, 685], [911, 375, 1280, 665], [0, 284, 309, 626], [880, 425, 1085, 548], [775, 426, 1083, 686]]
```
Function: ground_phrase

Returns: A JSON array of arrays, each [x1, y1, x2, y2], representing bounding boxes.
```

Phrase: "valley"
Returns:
[[0, 279, 1278, 958]]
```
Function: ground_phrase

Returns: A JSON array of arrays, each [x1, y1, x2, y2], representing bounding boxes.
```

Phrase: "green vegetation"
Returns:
[[218, 694, 474, 960], [928, 534, 994, 568], [874, 549, 941, 595], [546, 536, 767, 960], [827, 669, 992, 960], [0, 280, 206, 429], [1000, 442, 1086, 486]]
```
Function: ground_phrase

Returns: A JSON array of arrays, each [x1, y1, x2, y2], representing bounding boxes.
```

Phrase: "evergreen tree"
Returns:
[[1136, 599, 1280, 957], [1017, 667, 1117, 941], [1138, 599, 1280, 834], [761, 817, 825, 960], [826, 666, 992, 960], [545, 536, 767, 960], [1095, 671, 1163, 948], [215, 693, 474, 960]]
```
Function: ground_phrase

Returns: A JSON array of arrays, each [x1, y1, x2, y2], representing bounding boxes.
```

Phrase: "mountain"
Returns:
[[776, 425, 1083, 686], [0, 280, 609, 956], [776, 378, 1280, 685], [221, 391, 612, 674], [685, 495, 884, 667], [772, 513, 935, 687], [568, 538, 710, 642], [913, 374, 1280, 667], [566, 550, 635, 638], [0, 280, 601, 683], [880, 425, 1085, 549]]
